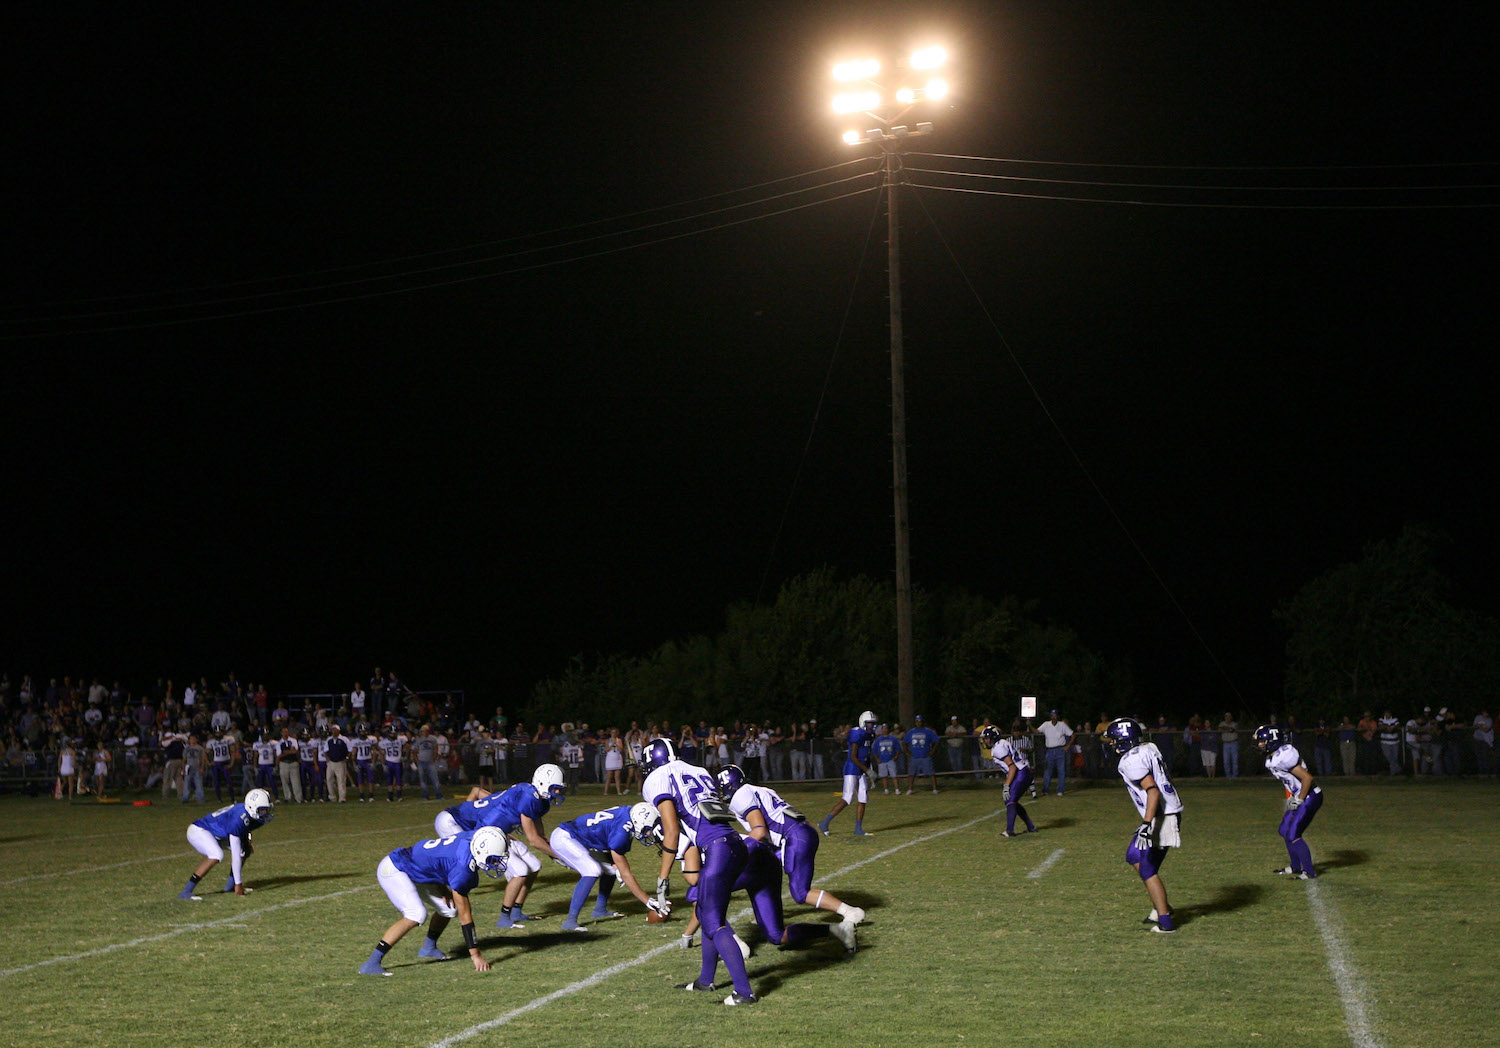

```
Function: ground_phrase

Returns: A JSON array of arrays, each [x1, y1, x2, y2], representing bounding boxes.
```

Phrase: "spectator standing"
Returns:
[[807, 721, 825, 780], [1312, 718, 1335, 778], [476, 729, 496, 789], [872, 724, 901, 794], [1378, 710, 1403, 774], [1357, 710, 1380, 773], [944, 716, 968, 774], [902, 715, 940, 794], [765, 724, 786, 781], [277, 727, 304, 803], [1219, 715, 1241, 778], [1184, 715, 1204, 777], [602, 728, 625, 794], [1439, 709, 1463, 776], [677, 724, 698, 766], [560, 733, 584, 795], [180, 733, 206, 803], [56, 738, 77, 800], [788, 724, 808, 780], [162, 729, 187, 799], [413, 725, 441, 800], [350, 682, 367, 725], [1473, 709, 1494, 776], [325, 723, 351, 802], [742, 723, 764, 784], [369, 668, 385, 727], [1337, 715, 1358, 776], [1038, 710, 1074, 797]]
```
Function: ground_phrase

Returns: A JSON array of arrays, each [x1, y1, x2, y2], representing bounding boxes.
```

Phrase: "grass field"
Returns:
[[1, 775, 1495, 1048]]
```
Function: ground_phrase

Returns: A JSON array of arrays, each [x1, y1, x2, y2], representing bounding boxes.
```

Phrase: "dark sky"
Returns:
[[4, 4, 1495, 713]]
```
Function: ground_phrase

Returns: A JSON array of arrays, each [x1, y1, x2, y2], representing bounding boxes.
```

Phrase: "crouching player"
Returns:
[[1101, 718, 1184, 934], [549, 801, 670, 931], [982, 726, 1037, 838], [178, 788, 274, 900], [434, 764, 567, 927], [1254, 724, 1323, 879], [716, 765, 864, 928], [359, 826, 508, 976]]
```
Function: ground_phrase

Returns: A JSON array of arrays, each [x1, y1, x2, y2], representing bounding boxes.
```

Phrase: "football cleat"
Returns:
[[177, 889, 202, 901], [1272, 866, 1296, 876], [559, 918, 588, 932], [831, 920, 857, 953], [1296, 871, 1316, 880], [418, 941, 450, 959], [676, 979, 717, 992], [1000, 830, 1016, 838], [358, 958, 392, 976], [494, 912, 517, 929], [817, 818, 832, 837], [591, 909, 624, 921], [1150, 924, 1177, 934], [843, 906, 866, 925], [724, 992, 758, 1006]]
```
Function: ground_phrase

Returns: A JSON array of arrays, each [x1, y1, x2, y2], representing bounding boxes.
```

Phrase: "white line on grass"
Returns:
[[426, 808, 1005, 1048], [0, 884, 375, 979], [1026, 848, 1065, 879], [1305, 880, 1382, 1048], [0, 822, 431, 887]]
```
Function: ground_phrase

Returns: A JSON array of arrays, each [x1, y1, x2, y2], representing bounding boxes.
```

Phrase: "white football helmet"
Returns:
[[858, 710, 877, 730], [244, 788, 274, 821], [628, 801, 662, 847], [470, 826, 510, 878], [532, 763, 566, 805]]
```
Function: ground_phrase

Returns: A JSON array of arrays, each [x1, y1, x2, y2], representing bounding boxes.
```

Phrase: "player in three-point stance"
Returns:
[[981, 725, 1037, 837], [359, 826, 508, 976], [434, 763, 568, 927], [178, 788, 275, 900], [1102, 718, 1184, 933], [643, 737, 759, 1005], [1254, 724, 1323, 879], [548, 801, 670, 931], [817, 710, 878, 837], [716, 764, 865, 932]]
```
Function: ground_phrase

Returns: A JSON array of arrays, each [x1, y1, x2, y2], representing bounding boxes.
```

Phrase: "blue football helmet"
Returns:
[[715, 764, 747, 799], [641, 737, 677, 773], [1102, 718, 1145, 755], [978, 725, 1002, 748], [1253, 724, 1283, 752]]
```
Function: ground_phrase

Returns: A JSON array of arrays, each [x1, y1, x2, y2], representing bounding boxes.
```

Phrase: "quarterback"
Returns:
[[817, 711, 878, 837], [1254, 724, 1322, 879], [1102, 718, 1183, 933]]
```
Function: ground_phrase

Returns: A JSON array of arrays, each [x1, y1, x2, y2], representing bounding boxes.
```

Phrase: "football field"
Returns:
[[1, 778, 1494, 1048]]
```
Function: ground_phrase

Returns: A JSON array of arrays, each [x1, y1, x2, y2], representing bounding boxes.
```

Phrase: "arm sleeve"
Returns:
[[229, 835, 244, 884]]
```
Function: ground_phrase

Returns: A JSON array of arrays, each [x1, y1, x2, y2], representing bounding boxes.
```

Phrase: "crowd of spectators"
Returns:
[[2, 667, 1494, 799]]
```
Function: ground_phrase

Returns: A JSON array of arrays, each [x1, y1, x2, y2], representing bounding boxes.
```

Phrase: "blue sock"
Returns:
[[1291, 839, 1314, 873], [593, 874, 616, 914], [569, 876, 598, 921], [712, 925, 753, 997], [1006, 804, 1017, 833], [1157, 912, 1175, 931], [854, 820, 863, 834], [699, 926, 721, 986]]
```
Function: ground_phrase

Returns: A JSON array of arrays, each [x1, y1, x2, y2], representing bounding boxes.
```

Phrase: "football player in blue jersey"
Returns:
[[643, 737, 758, 1006], [817, 711, 878, 837], [359, 826, 508, 976], [983, 725, 1037, 838], [1255, 724, 1323, 879], [178, 788, 274, 900], [434, 764, 567, 928], [1102, 718, 1185, 933], [548, 801, 670, 931], [717, 764, 864, 930]]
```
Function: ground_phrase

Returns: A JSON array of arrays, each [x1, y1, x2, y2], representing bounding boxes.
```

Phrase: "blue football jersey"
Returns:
[[449, 783, 550, 833], [843, 727, 873, 775], [388, 833, 481, 896], [192, 802, 264, 841], [559, 805, 636, 854]]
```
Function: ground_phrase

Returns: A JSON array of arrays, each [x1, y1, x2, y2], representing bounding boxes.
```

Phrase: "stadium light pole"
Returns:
[[833, 48, 950, 731]]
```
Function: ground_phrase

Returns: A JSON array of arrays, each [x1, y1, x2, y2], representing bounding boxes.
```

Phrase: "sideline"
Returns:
[[426, 808, 1004, 1048], [0, 822, 430, 887], [1305, 879, 1382, 1048]]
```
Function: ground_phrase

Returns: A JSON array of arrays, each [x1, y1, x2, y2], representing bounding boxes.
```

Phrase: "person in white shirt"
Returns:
[[1101, 718, 1184, 933], [1038, 710, 1074, 796]]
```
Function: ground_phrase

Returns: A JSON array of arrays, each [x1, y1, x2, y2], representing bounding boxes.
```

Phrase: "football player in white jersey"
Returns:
[[642, 737, 758, 1005], [1101, 718, 1184, 933], [1254, 724, 1322, 879], [981, 726, 1037, 837]]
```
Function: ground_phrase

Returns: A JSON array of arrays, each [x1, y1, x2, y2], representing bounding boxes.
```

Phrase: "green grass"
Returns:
[[1, 777, 1495, 1048]]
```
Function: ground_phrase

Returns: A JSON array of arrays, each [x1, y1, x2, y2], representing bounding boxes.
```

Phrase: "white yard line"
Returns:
[[426, 808, 1004, 1048], [0, 885, 374, 979], [0, 822, 430, 886], [1026, 848, 1066, 879], [1305, 880, 1383, 1048]]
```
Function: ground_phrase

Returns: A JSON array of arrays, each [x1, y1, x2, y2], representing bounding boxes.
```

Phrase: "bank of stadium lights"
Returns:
[[827, 45, 952, 731]]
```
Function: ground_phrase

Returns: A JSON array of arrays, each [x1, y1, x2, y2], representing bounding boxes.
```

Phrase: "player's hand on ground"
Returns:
[[233, 884, 246, 896], [471, 955, 491, 973]]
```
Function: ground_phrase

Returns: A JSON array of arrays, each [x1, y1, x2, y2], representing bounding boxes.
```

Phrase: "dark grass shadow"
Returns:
[[0, 834, 41, 844], [747, 939, 862, 999], [1319, 848, 1371, 870], [248, 872, 358, 890], [856, 816, 949, 834], [1174, 883, 1263, 926], [477, 931, 598, 952], [1037, 816, 1078, 831]]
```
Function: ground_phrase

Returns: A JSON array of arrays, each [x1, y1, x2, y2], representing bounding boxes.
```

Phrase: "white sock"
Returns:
[[837, 902, 856, 919]]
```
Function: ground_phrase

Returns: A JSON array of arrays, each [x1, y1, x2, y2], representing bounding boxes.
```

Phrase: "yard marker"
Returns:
[[1305, 880, 1382, 1048], [1026, 848, 1066, 879], [425, 808, 1004, 1048]]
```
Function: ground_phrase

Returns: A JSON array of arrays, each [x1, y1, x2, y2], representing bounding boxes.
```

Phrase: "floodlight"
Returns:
[[896, 87, 916, 104], [842, 129, 864, 145], [910, 47, 947, 71], [925, 78, 949, 100], [833, 58, 881, 82], [833, 90, 881, 114]]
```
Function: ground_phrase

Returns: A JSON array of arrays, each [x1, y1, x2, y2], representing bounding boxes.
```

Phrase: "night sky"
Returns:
[[4, 5, 1495, 714]]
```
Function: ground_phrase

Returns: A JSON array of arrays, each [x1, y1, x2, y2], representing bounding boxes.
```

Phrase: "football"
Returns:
[[646, 908, 667, 924]]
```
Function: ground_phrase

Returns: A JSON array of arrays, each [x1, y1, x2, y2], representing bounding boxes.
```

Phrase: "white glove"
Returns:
[[1285, 795, 1302, 811], [1001, 784, 1012, 803], [655, 876, 670, 907], [676, 932, 696, 949], [1133, 821, 1154, 852], [647, 897, 672, 918]]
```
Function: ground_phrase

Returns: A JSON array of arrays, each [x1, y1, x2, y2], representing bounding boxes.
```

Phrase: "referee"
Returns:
[[1038, 710, 1074, 797]]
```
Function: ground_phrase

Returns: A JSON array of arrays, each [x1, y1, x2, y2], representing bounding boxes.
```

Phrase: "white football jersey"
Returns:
[[1116, 743, 1184, 818], [991, 738, 1029, 770], [379, 737, 405, 763], [727, 782, 807, 847], [642, 760, 733, 847], [1266, 744, 1308, 800], [255, 741, 278, 765]]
